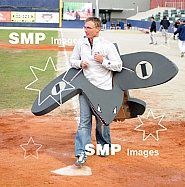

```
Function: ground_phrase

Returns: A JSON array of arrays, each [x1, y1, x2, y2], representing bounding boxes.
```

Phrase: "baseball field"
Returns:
[[0, 28, 185, 187]]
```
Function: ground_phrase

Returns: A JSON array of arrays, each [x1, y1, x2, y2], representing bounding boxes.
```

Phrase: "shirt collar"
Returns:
[[83, 36, 101, 46]]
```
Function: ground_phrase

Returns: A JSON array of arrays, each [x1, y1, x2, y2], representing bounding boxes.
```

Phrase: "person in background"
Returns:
[[87, 7, 91, 16], [160, 16, 170, 43], [101, 17, 107, 30], [75, 11, 80, 20], [69, 17, 122, 166], [116, 22, 121, 30], [127, 22, 132, 29], [110, 22, 115, 30], [149, 16, 157, 45], [174, 19, 185, 57], [172, 19, 180, 40]]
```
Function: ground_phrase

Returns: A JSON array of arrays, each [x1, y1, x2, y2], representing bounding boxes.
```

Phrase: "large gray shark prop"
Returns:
[[31, 48, 178, 126]]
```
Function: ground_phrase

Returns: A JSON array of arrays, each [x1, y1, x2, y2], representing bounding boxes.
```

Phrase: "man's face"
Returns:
[[84, 21, 100, 39]]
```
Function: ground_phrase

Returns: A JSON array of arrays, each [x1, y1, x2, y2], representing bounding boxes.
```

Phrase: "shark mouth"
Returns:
[[89, 102, 108, 126]]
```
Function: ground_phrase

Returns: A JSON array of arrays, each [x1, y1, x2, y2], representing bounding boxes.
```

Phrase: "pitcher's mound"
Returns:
[[51, 165, 92, 176]]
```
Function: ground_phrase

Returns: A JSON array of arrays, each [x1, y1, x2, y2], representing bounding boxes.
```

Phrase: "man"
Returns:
[[174, 20, 185, 57], [127, 22, 131, 29], [69, 17, 122, 166], [172, 19, 180, 40], [149, 16, 157, 45], [160, 16, 170, 43], [110, 22, 115, 30], [116, 22, 121, 30], [101, 17, 107, 30]]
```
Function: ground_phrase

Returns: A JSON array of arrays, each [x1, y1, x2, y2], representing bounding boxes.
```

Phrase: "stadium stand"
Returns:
[[126, 6, 185, 34], [128, 7, 185, 22]]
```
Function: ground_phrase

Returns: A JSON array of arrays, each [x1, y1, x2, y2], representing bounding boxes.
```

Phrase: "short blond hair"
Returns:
[[85, 17, 101, 27]]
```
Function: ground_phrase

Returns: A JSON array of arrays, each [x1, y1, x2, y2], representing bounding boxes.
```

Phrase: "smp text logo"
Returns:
[[8, 32, 78, 46], [85, 144, 121, 156], [9, 32, 46, 44]]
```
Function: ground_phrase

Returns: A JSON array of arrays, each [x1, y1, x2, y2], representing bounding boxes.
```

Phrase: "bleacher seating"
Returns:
[[129, 6, 184, 23], [148, 8, 185, 22]]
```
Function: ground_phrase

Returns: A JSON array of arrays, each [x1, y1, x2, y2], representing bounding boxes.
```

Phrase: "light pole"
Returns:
[[133, 3, 138, 14], [95, 0, 99, 18]]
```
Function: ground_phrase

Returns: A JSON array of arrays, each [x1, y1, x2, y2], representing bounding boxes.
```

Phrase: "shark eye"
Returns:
[[113, 107, 117, 114], [97, 104, 102, 113], [51, 81, 66, 95]]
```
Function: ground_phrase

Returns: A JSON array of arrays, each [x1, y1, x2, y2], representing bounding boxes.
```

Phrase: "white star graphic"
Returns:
[[135, 109, 167, 141], [20, 137, 42, 159], [25, 57, 79, 106], [154, 33, 173, 50]]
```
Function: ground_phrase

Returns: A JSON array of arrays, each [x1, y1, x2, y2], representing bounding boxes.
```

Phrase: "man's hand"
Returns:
[[94, 52, 103, 63], [81, 61, 89, 68]]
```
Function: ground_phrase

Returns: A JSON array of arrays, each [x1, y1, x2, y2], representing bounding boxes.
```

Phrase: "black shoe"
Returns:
[[173, 35, 175, 40], [99, 152, 109, 157], [75, 152, 87, 166], [97, 148, 110, 157]]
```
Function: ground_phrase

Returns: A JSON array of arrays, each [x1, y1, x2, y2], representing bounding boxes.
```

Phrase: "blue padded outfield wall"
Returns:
[[0, 0, 60, 27], [62, 21, 124, 29], [0, 0, 126, 29], [0, 0, 170, 30], [0, 0, 59, 9], [0, 0, 125, 29], [126, 19, 174, 33]]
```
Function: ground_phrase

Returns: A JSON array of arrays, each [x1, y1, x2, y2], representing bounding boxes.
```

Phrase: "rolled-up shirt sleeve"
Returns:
[[101, 43, 122, 72]]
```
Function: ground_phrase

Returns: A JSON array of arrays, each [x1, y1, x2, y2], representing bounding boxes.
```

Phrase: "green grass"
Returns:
[[0, 49, 58, 109], [0, 29, 58, 44]]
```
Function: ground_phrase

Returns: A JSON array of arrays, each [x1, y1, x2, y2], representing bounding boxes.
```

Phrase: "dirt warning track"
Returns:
[[0, 43, 74, 51]]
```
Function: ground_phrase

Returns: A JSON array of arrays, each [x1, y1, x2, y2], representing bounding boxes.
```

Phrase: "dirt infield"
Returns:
[[1, 29, 185, 186], [0, 109, 185, 187]]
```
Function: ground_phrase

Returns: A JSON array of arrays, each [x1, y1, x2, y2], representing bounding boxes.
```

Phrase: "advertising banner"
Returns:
[[35, 12, 59, 23], [11, 12, 35, 22], [63, 2, 92, 20], [0, 11, 11, 22]]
